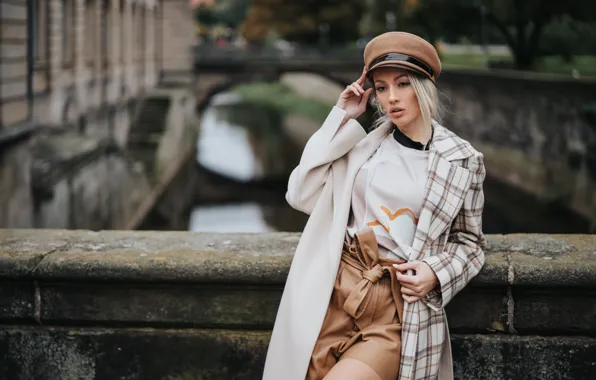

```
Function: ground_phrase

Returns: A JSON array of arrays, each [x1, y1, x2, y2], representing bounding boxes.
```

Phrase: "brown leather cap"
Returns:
[[364, 32, 441, 82]]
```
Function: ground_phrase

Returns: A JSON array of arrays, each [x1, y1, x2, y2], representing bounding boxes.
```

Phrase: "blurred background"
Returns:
[[1, 0, 596, 236]]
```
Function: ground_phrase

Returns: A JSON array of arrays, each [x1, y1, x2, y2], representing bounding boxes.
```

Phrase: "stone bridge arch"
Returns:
[[194, 61, 365, 112]]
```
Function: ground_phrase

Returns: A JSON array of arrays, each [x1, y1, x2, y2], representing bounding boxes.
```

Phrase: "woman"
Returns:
[[263, 32, 487, 380]]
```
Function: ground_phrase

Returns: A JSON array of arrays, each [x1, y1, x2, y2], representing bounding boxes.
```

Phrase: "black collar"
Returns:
[[392, 125, 434, 151]]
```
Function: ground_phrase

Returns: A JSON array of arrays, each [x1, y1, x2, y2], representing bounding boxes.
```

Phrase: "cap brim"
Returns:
[[368, 61, 434, 81]]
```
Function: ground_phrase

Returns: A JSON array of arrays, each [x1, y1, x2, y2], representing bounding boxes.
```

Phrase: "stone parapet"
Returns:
[[0, 230, 595, 379]]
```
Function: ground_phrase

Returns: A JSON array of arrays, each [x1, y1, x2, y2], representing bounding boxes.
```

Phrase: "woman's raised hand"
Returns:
[[335, 67, 373, 120]]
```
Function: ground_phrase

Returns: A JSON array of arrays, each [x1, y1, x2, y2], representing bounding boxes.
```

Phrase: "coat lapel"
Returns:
[[330, 120, 394, 259], [410, 124, 475, 260]]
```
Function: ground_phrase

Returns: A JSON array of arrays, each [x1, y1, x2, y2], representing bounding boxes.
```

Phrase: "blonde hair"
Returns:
[[370, 71, 442, 130]]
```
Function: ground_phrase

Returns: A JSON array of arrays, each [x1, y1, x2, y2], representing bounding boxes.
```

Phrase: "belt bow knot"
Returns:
[[362, 264, 384, 283], [341, 229, 405, 322]]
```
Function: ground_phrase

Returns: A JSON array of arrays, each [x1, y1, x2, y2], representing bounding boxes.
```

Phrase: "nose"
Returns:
[[389, 85, 399, 104]]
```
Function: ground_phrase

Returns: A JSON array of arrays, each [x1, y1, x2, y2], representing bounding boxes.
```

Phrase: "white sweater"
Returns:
[[346, 133, 429, 260]]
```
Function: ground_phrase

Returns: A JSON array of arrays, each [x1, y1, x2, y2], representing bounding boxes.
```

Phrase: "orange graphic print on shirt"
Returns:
[[367, 206, 419, 233]]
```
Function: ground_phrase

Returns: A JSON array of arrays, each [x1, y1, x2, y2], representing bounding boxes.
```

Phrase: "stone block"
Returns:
[[0, 229, 74, 278], [0, 99, 29, 126], [509, 234, 596, 287], [0, 326, 269, 380], [1, 81, 27, 100], [33, 230, 295, 284], [446, 287, 509, 333], [0, 22, 27, 40], [0, 62, 27, 80], [0, 327, 595, 380], [0, 281, 34, 321], [452, 334, 596, 380], [0, 44, 26, 60], [40, 283, 282, 328], [0, 3, 27, 21], [513, 288, 596, 334]]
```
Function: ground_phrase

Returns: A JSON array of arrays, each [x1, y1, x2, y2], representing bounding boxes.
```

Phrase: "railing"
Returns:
[[1, 229, 595, 379]]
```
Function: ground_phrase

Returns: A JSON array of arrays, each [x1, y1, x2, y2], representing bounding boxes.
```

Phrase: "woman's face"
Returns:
[[371, 67, 421, 128]]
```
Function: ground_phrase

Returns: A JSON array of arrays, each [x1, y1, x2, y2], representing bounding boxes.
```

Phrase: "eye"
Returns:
[[376, 86, 386, 92], [398, 81, 411, 87]]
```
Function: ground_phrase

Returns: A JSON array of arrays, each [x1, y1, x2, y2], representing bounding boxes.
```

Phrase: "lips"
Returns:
[[390, 107, 405, 116]]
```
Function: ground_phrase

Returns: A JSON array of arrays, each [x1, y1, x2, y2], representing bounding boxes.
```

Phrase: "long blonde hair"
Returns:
[[370, 71, 442, 130]]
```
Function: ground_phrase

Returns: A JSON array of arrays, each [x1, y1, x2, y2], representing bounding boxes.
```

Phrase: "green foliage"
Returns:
[[230, 82, 334, 123], [195, 5, 217, 27], [539, 18, 596, 60], [442, 51, 596, 77], [212, 0, 251, 28], [195, 0, 251, 30]]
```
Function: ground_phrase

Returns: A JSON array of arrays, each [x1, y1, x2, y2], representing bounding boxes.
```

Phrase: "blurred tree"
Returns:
[[411, 0, 596, 69], [242, 0, 365, 45], [195, 4, 218, 28], [212, 0, 252, 29], [195, 0, 251, 39], [539, 18, 596, 61], [241, 4, 272, 45], [359, 0, 479, 48]]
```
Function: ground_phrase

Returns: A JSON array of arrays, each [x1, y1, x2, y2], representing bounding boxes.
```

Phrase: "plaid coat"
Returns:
[[263, 107, 486, 380]]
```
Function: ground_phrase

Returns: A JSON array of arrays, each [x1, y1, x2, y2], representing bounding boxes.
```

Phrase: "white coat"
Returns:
[[263, 106, 487, 380]]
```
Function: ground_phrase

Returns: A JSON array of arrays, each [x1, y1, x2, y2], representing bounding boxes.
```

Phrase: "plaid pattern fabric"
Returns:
[[398, 123, 487, 380]]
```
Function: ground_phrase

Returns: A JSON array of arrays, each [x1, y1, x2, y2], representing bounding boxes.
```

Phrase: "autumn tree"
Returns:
[[241, 0, 366, 45]]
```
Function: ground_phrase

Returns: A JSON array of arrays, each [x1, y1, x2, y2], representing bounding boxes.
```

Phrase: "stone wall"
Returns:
[[0, 87, 198, 230], [0, 230, 594, 379], [0, 0, 200, 230], [437, 70, 596, 227]]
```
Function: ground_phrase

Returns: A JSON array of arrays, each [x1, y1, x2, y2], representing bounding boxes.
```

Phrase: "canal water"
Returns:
[[190, 87, 592, 235], [190, 91, 309, 233]]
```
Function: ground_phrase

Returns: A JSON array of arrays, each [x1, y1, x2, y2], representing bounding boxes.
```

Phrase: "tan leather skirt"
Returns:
[[306, 228, 405, 380]]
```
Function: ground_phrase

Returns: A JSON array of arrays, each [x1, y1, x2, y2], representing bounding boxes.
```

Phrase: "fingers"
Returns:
[[359, 88, 373, 105], [401, 283, 423, 303], [353, 82, 365, 94], [347, 84, 361, 97], [356, 67, 368, 86], [403, 294, 422, 303], [393, 261, 420, 272], [401, 286, 422, 296], [396, 271, 420, 286]]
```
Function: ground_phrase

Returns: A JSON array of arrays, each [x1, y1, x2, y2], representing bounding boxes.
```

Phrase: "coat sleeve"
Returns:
[[286, 106, 367, 215], [422, 153, 487, 310]]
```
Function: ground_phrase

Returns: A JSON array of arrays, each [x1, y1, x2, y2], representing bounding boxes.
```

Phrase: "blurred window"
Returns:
[[62, 0, 75, 66], [33, 0, 49, 67], [102, 0, 110, 69], [85, 0, 96, 68]]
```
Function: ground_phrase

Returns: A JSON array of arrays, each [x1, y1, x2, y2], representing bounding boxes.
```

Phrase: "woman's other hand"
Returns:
[[393, 261, 439, 303], [335, 67, 373, 121]]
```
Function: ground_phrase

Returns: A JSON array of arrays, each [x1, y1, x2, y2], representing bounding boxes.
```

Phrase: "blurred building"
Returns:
[[1, 0, 162, 130], [0, 0, 198, 229]]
